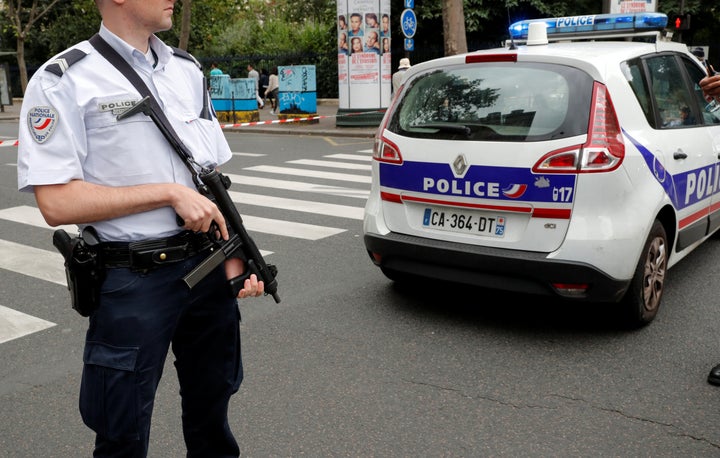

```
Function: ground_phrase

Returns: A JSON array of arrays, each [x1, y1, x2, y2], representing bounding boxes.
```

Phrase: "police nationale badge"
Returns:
[[27, 106, 58, 144]]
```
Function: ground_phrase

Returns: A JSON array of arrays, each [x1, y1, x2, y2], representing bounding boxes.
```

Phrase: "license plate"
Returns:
[[422, 207, 506, 237]]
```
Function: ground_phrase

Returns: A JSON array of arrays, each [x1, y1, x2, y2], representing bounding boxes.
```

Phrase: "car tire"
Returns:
[[620, 219, 667, 328]]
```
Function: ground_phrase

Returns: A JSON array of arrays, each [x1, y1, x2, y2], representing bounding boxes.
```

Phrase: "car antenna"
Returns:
[[506, 7, 517, 50]]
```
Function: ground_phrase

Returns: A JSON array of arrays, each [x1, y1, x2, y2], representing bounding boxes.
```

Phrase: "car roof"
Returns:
[[403, 19, 694, 83], [409, 40, 689, 70]]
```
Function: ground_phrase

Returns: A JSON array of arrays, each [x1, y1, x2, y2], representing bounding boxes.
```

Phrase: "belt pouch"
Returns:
[[128, 239, 189, 270]]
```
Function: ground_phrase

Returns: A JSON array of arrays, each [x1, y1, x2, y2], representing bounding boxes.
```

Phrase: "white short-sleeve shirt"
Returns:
[[17, 24, 232, 242]]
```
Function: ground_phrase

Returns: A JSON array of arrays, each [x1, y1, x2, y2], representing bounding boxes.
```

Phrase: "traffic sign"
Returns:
[[404, 38, 414, 51], [401, 9, 417, 38], [404, 0, 414, 8]]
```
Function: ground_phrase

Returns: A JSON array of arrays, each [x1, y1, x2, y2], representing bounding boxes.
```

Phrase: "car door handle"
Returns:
[[674, 152, 687, 159]]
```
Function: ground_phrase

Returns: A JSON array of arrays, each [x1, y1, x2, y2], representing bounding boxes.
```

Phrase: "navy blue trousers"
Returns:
[[79, 253, 242, 458]]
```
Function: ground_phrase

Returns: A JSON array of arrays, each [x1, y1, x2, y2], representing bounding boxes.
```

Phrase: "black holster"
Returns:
[[53, 226, 106, 317]]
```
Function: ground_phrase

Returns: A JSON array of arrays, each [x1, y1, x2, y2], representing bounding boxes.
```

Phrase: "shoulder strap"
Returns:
[[171, 46, 202, 70], [45, 48, 88, 77]]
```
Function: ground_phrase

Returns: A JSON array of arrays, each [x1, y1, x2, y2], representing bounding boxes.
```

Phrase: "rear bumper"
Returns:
[[364, 232, 630, 302]]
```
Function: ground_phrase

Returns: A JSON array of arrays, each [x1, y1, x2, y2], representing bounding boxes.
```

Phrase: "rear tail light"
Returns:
[[533, 81, 624, 174], [373, 87, 403, 164], [368, 251, 382, 265], [373, 136, 403, 164], [551, 282, 590, 298]]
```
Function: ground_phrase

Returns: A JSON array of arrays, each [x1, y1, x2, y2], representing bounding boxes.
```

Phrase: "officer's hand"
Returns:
[[172, 185, 229, 239], [238, 274, 264, 299], [225, 258, 265, 299]]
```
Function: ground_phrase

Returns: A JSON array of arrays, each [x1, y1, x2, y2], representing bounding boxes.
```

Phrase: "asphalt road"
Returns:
[[1, 124, 720, 456]]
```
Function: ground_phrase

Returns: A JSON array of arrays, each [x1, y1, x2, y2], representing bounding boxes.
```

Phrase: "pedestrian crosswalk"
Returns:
[[242, 165, 372, 183], [0, 147, 373, 344], [0, 304, 55, 345]]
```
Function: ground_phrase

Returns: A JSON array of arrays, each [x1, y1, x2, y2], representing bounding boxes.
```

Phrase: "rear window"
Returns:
[[386, 62, 594, 142]]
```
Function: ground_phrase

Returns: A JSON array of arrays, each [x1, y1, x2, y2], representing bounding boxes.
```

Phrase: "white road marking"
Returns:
[[229, 191, 363, 220], [0, 304, 56, 345], [0, 205, 77, 233], [0, 239, 66, 285], [287, 159, 371, 171], [231, 152, 265, 157], [243, 165, 371, 184], [241, 215, 345, 240], [225, 174, 369, 199], [324, 153, 372, 161]]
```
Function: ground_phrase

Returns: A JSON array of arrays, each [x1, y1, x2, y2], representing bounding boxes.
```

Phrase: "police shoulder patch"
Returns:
[[171, 47, 202, 70], [45, 48, 88, 77], [27, 106, 59, 144]]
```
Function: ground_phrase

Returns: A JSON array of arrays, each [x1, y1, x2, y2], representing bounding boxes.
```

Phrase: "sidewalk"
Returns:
[[1, 98, 378, 139]]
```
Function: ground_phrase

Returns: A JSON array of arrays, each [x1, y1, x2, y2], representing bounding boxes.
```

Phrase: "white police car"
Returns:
[[363, 12, 720, 327]]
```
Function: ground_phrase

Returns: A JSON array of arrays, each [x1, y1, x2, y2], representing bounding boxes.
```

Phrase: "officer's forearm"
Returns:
[[34, 179, 183, 227]]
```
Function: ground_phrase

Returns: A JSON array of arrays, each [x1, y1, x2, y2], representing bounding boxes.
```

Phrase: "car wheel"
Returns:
[[620, 220, 667, 328]]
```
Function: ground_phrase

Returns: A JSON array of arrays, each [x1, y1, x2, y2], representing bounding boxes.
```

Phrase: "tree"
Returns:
[[178, 0, 192, 51], [443, 0, 467, 56], [4, 0, 61, 94]]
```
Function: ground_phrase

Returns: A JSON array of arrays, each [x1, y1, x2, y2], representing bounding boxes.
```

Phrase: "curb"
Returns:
[[0, 98, 378, 139], [224, 126, 376, 138]]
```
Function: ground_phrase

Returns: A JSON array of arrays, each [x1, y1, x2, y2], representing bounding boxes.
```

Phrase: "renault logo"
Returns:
[[452, 155, 468, 177]]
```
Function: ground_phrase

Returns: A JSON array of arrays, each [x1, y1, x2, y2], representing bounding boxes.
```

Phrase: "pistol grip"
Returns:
[[228, 271, 252, 298]]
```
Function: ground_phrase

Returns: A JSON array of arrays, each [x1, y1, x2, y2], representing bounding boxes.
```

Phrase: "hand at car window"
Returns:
[[699, 74, 720, 100]]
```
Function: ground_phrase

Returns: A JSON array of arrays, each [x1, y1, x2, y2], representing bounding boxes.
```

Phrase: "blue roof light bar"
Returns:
[[508, 12, 668, 40]]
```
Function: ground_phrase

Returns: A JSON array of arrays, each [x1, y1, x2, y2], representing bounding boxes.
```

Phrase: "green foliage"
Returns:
[[657, 0, 703, 15], [36, 0, 100, 56], [192, 5, 337, 88], [3, 0, 720, 98], [159, 0, 244, 50]]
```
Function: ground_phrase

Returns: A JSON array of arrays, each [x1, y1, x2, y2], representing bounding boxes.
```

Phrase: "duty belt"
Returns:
[[100, 231, 214, 271]]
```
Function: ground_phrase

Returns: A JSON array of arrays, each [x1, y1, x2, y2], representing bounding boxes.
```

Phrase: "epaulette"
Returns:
[[45, 48, 88, 77], [171, 47, 202, 70]]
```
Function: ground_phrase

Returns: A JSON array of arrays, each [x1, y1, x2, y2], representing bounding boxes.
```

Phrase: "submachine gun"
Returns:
[[118, 96, 280, 303]]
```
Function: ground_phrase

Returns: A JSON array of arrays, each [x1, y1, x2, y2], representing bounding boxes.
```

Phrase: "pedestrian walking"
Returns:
[[247, 63, 265, 109], [265, 66, 280, 115]]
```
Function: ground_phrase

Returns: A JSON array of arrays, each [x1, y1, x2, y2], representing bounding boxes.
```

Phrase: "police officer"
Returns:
[[17, 0, 264, 456]]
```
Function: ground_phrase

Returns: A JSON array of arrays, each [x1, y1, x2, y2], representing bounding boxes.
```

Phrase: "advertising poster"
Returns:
[[337, 0, 391, 110], [337, 2, 350, 106], [611, 0, 656, 13], [380, 3, 392, 107]]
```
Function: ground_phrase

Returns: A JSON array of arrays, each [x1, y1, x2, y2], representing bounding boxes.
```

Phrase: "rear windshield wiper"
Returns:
[[408, 122, 471, 137]]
